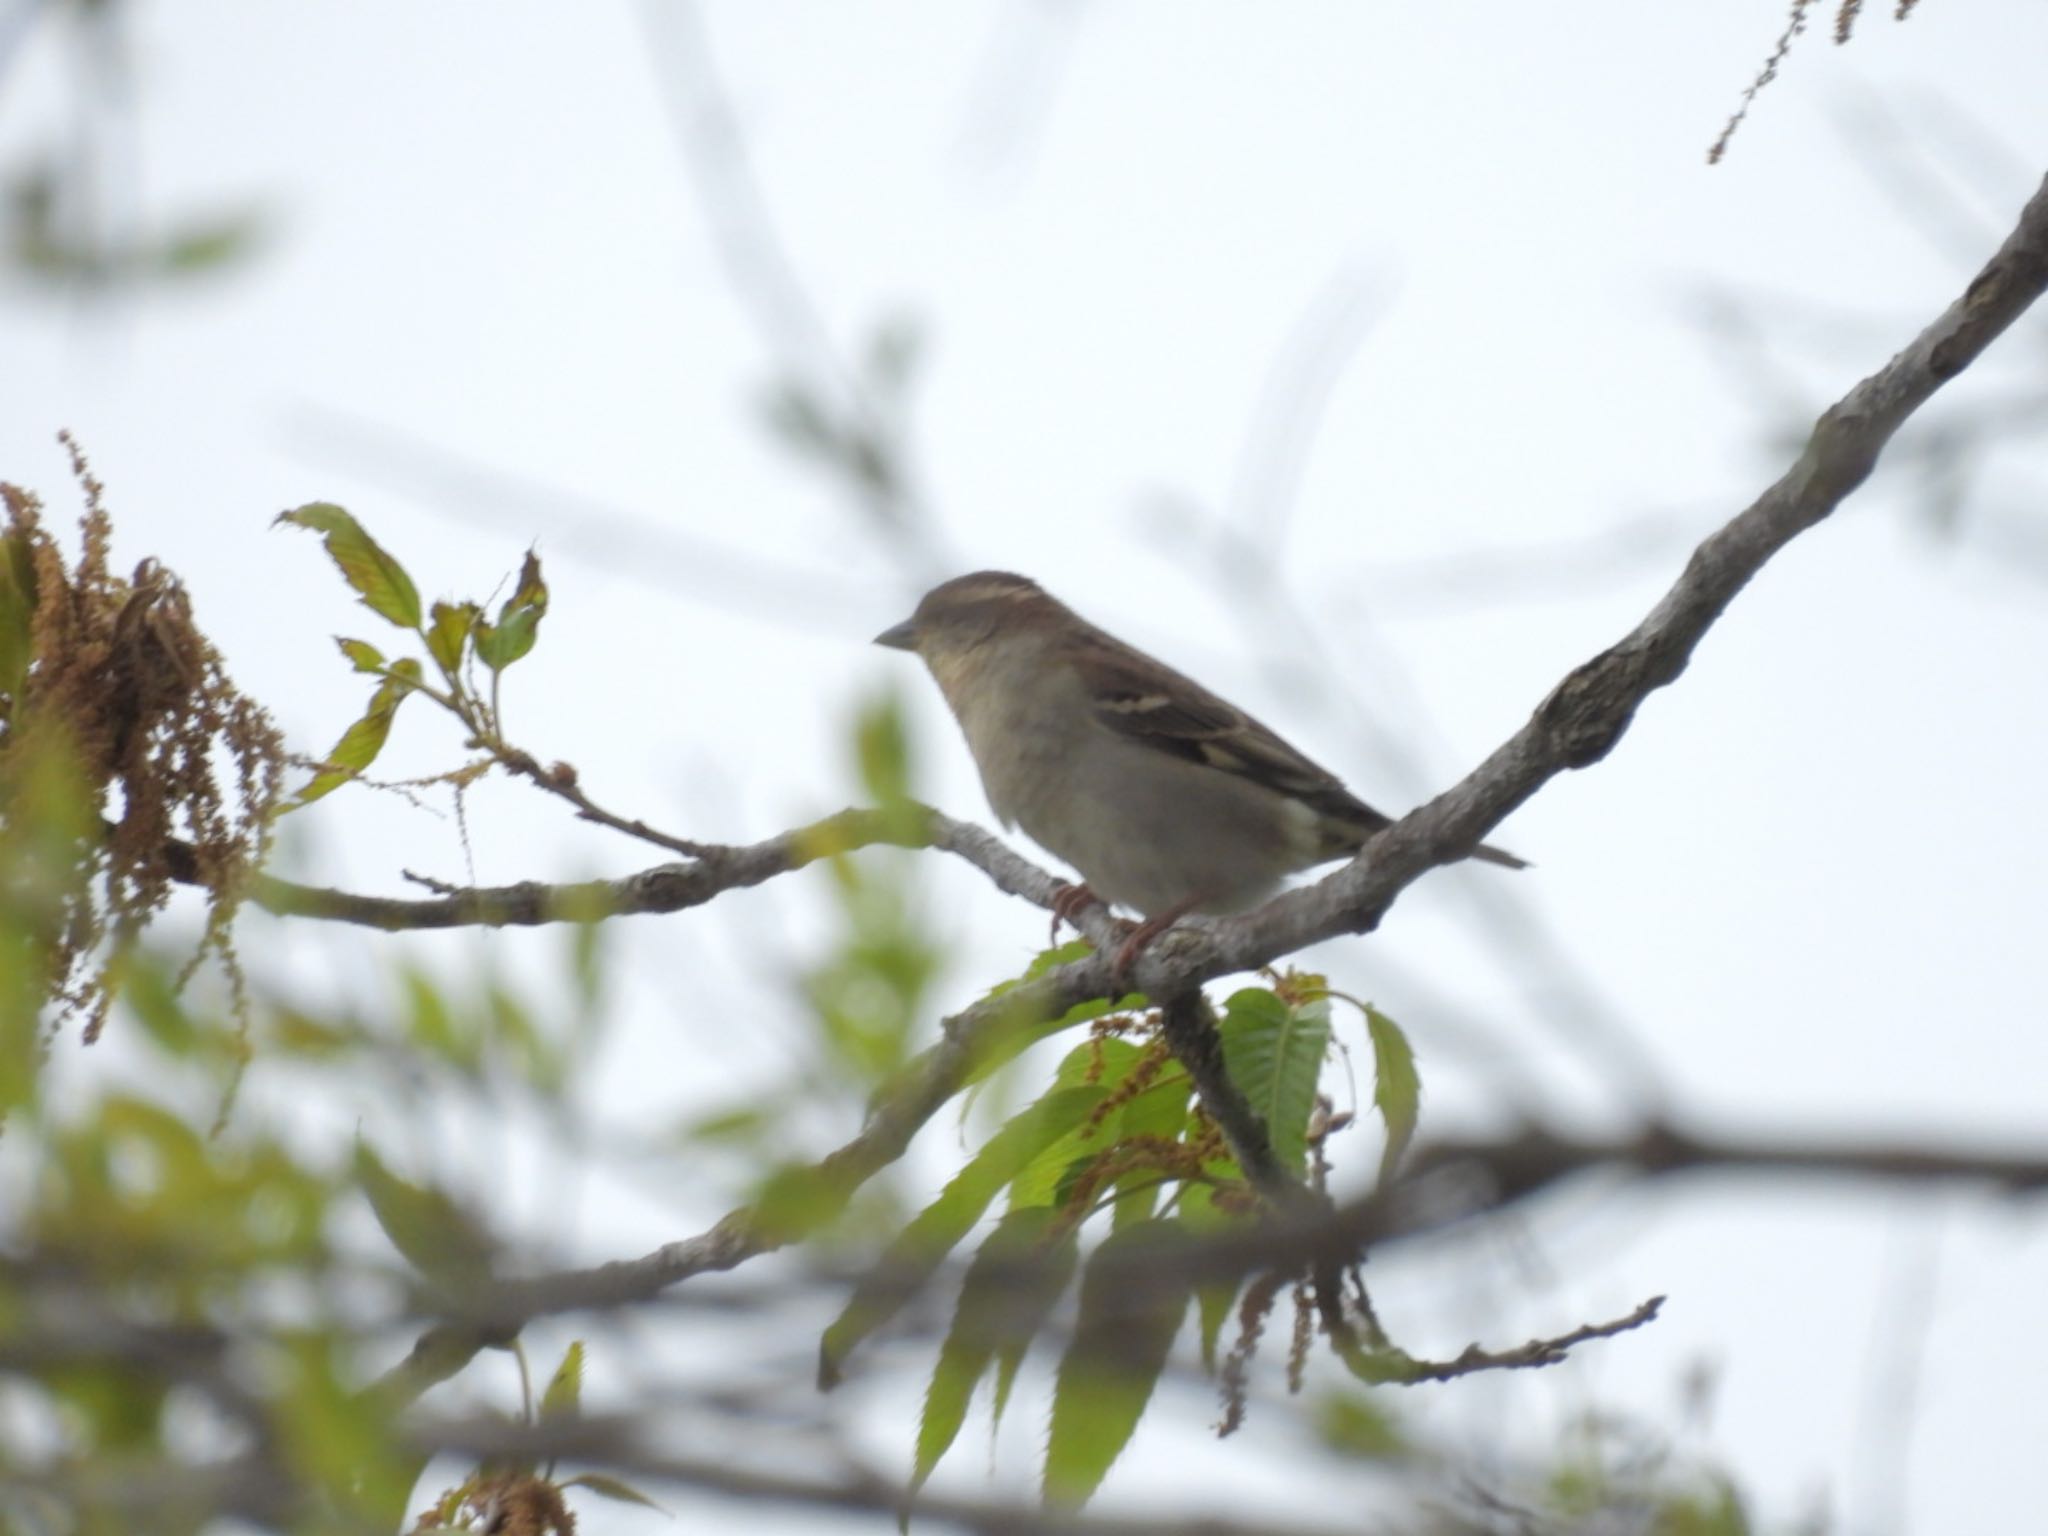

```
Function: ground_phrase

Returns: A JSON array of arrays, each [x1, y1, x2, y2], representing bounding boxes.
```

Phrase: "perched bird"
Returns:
[[874, 572, 1522, 969]]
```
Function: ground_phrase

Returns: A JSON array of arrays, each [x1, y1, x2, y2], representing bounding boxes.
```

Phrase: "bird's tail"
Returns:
[[1470, 840, 1528, 870]]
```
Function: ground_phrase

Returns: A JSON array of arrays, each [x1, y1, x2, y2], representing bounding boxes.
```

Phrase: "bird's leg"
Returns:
[[1110, 894, 1206, 988], [1048, 881, 1103, 945]]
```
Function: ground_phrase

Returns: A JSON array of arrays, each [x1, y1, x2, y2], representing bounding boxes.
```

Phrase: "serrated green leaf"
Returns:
[[1044, 1219, 1194, 1509], [275, 502, 422, 630], [335, 636, 386, 674], [1365, 1005, 1421, 1187], [819, 1084, 1106, 1388], [353, 1142, 493, 1283], [474, 549, 547, 672], [1178, 1181, 1245, 1372], [560, 1472, 668, 1512], [539, 1340, 584, 1421], [426, 600, 480, 678], [286, 658, 423, 810], [1007, 1040, 1142, 1210], [1218, 988, 1331, 1175], [946, 943, 1132, 1112], [1108, 1069, 1193, 1229], [910, 1209, 1074, 1512], [990, 1336, 1026, 1434]]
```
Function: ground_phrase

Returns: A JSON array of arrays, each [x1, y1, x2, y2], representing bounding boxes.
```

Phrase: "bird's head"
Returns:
[[873, 571, 1067, 665]]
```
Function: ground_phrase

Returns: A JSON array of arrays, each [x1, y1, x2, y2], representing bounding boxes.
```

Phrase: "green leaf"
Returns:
[[426, 599, 480, 678], [749, 1159, 858, 1243], [1218, 988, 1331, 1174], [121, 954, 199, 1057], [155, 208, 265, 274], [335, 636, 386, 674], [473, 549, 547, 672], [949, 943, 1129, 1126], [1314, 1389, 1407, 1458], [485, 981, 562, 1094], [1007, 1040, 1143, 1210], [287, 658, 423, 809], [539, 1340, 584, 1422], [273, 1331, 422, 1523], [1178, 1181, 1246, 1372], [672, 1102, 774, 1149], [910, 1208, 1075, 1512], [560, 1473, 669, 1512], [275, 503, 422, 630], [267, 1006, 364, 1059], [400, 963, 477, 1071], [1107, 1069, 1193, 1229], [1365, 1005, 1421, 1187], [353, 1142, 493, 1283], [1043, 1219, 1194, 1508], [856, 692, 912, 805], [818, 1084, 1106, 1388]]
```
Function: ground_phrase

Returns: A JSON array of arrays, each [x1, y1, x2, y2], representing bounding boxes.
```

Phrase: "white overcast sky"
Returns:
[[4, 3, 2048, 1532]]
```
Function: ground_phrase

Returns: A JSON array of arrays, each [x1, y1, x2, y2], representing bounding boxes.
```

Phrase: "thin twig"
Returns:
[[1398, 1294, 1666, 1384]]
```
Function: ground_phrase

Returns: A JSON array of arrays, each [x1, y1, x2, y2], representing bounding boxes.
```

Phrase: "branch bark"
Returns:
[[226, 805, 1118, 945]]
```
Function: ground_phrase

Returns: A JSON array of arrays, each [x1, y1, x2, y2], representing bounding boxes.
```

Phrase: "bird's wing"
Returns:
[[1063, 625, 1390, 847]]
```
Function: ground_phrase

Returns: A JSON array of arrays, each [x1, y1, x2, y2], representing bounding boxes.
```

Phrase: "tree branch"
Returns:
[[226, 804, 1117, 943], [1397, 1294, 1666, 1384], [1243, 1120, 2048, 1287], [1157, 992, 1296, 1203]]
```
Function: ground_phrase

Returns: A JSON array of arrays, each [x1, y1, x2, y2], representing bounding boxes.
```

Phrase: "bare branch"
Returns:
[[1397, 1294, 1666, 1384], [221, 805, 1113, 939], [487, 744, 714, 859]]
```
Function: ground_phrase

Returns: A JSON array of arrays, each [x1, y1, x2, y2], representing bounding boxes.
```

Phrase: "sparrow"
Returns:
[[875, 572, 1523, 970]]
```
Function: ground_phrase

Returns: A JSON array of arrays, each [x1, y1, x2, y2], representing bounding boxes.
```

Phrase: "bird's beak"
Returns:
[[873, 617, 919, 651]]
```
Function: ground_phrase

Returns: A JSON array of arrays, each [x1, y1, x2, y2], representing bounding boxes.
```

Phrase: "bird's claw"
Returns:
[[1049, 882, 1101, 945]]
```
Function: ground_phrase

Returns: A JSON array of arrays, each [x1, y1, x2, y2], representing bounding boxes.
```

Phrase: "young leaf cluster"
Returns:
[[274, 502, 548, 809]]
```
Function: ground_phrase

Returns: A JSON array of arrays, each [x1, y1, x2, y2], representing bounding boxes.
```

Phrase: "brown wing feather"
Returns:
[[1062, 623, 1391, 852]]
